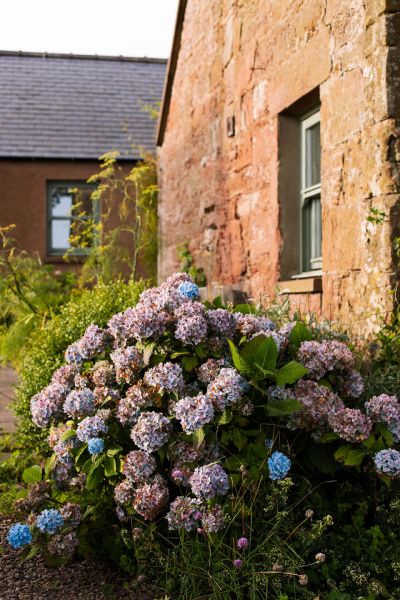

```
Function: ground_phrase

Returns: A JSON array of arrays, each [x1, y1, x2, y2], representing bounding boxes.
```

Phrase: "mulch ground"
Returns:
[[0, 517, 163, 600]]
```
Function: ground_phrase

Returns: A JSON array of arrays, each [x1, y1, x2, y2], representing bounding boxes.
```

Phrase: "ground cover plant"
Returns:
[[5, 274, 400, 598]]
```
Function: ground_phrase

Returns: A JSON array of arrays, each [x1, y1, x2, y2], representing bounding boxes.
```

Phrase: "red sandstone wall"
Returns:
[[158, 0, 400, 335]]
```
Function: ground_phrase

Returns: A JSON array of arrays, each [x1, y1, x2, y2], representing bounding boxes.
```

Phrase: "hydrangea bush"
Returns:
[[10, 274, 400, 595]]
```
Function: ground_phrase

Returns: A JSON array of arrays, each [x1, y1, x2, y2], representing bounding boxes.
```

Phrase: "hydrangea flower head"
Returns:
[[207, 368, 249, 411], [144, 362, 184, 393], [189, 463, 229, 500], [207, 309, 236, 338], [88, 437, 105, 455], [130, 411, 172, 452], [76, 415, 108, 442], [177, 281, 200, 300], [201, 504, 225, 532], [110, 346, 144, 384], [60, 503, 82, 527], [374, 449, 400, 478], [30, 383, 70, 428], [76, 324, 112, 360], [65, 344, 83, 365], [123, 450, 157, 483], [174, 394, 214, 433], [328, 408, 372, 443], [7, 523, 32, 548], [116, 382, 154, 427], [133, 475, 169, 521], [64, 388, 95, 418], [268, 451, 291, 480], [175, 316, 208, 346], [36, 508, 64, 534], [365, 394, 400, 442], [166, 496, 203, 531]]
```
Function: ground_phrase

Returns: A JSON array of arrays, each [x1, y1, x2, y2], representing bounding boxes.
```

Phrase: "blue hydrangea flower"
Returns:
[[177, 281, 200, 300], [264, 438, 274, 449], [36, 509, 64, 534], [88, 437, 105, 455], [268, 451, 291, 480], [7, 523, 32, 548], [374, 448, 400, 478]]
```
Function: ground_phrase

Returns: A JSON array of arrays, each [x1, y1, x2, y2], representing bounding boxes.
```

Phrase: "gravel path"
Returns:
[[0, 517, 163, 600], [0, 367, 17, 434]]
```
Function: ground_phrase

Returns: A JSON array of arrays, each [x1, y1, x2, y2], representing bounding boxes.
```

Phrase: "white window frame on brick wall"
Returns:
[[300, 109, 322, 274]]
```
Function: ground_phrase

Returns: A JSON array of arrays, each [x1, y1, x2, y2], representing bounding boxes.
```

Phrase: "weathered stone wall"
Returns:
[[158, 0, 400, 336]]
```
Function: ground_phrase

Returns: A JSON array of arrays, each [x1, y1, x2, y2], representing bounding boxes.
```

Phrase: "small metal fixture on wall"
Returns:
[[226, 116, 235, 137]]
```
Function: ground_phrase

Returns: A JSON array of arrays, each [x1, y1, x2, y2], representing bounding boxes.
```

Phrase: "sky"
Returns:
[[0, 0, 179, 58]]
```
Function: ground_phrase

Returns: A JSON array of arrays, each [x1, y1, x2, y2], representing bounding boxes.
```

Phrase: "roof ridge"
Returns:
[[0, 50, 167, 64]]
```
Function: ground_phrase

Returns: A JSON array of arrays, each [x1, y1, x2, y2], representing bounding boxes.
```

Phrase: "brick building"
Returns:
[[0, 51, 166, 264], [157, 0, 400, 335]]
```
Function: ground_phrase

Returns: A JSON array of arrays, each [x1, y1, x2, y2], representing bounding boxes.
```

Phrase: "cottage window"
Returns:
[[300, 110, 321, 272], [47, 182, 97, 255]]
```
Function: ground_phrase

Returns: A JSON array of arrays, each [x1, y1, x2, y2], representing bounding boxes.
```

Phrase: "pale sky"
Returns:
[[0, 0, 179, 58]]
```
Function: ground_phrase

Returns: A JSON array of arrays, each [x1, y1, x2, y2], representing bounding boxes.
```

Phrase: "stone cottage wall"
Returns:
[[158, 0, 400, 336]]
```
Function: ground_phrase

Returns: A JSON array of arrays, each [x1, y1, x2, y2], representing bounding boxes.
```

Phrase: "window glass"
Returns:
[[47, 182, 96, 255], [305, 122, 320, 188]]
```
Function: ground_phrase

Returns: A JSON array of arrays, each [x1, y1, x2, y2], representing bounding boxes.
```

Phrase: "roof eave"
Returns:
[[156, 0, 188, 147]]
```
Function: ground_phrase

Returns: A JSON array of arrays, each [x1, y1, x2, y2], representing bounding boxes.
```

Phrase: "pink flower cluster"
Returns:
[[298, 340, 356, 380]]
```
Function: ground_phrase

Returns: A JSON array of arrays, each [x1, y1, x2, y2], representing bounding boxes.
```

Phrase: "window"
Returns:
[[47, 181, 97, 255], [300, 110, 322, 272]]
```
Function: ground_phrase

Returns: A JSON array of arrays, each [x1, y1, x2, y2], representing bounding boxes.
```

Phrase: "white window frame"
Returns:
[[300, 109, 322, 274]]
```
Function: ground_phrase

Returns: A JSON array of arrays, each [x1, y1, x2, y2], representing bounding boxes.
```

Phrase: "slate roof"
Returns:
[[0, 51, 167, 160]]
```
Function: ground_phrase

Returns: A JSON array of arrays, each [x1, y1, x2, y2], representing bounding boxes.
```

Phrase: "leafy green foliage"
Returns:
[[0, 225, 76, 367], [178, 241, 207, 286]]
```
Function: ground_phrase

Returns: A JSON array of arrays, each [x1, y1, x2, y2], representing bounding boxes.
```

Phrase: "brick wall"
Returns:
[[158, 0, 400, 336]]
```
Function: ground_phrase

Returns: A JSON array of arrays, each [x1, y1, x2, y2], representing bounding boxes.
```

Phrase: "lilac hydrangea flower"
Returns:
[[30, 383, 70, 428], [60, 503, 82, 527], [133, 475, 169, 521], [268, 451, 291, 480], [47, 531, 79, 558], [51, 364, 79, 387], [197, 358, 227, 384], [201, 505, 225, 533], [76, 415, 108, 442], [175, 316, 208, 346], [90, 361, 115, 387], [365, 394, 400, 442], [207, 368, 250, 411], [144, 362, 184, 393], [36, 509, 64, 534], [189, 464, 229, 500], [88, 437, 105, 455], [7, 523, 32, 548], [174, 301, 206, 319], [340, 370, 364, 399], [63, 388, 95, 418], [293, 380, 344, 435], [374, 449, 400, 478], [234, 314, 275, 337], [174, 394, 214, 433], [328, 408, 372, 443], [207, 309, 236, 338], [130, 411, 172, 452], [116, 382, 155, 426], [65, 344, 83, 365], [110, 346, 144, 384], [123, 450, 157, 483], [166, 496, 203, 531], [177, 281, 200, 300], [297, 340, 355, 380], [76, 324, 112, 360], [114, 479, 135, 505]]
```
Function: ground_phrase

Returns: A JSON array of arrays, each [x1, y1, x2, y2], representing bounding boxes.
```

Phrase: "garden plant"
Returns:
[[5, 273, 400, 599]]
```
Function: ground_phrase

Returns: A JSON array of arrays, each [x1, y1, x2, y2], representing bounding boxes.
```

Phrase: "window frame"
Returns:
[[300, 108, 322, 275], [46, 180, 98, 257]]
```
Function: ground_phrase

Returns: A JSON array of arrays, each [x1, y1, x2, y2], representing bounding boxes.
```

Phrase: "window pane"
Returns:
[[51, 191, 73, 217], [305, 122, 320, 188], [51, 219, 71, 250], [302, 195, 322, 271]]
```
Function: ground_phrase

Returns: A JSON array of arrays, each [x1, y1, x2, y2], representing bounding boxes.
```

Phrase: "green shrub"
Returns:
[[15, 279, 144, 451]]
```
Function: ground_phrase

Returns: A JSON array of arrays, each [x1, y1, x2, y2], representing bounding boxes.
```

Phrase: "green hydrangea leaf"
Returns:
[[22, 464, 43, 484]]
